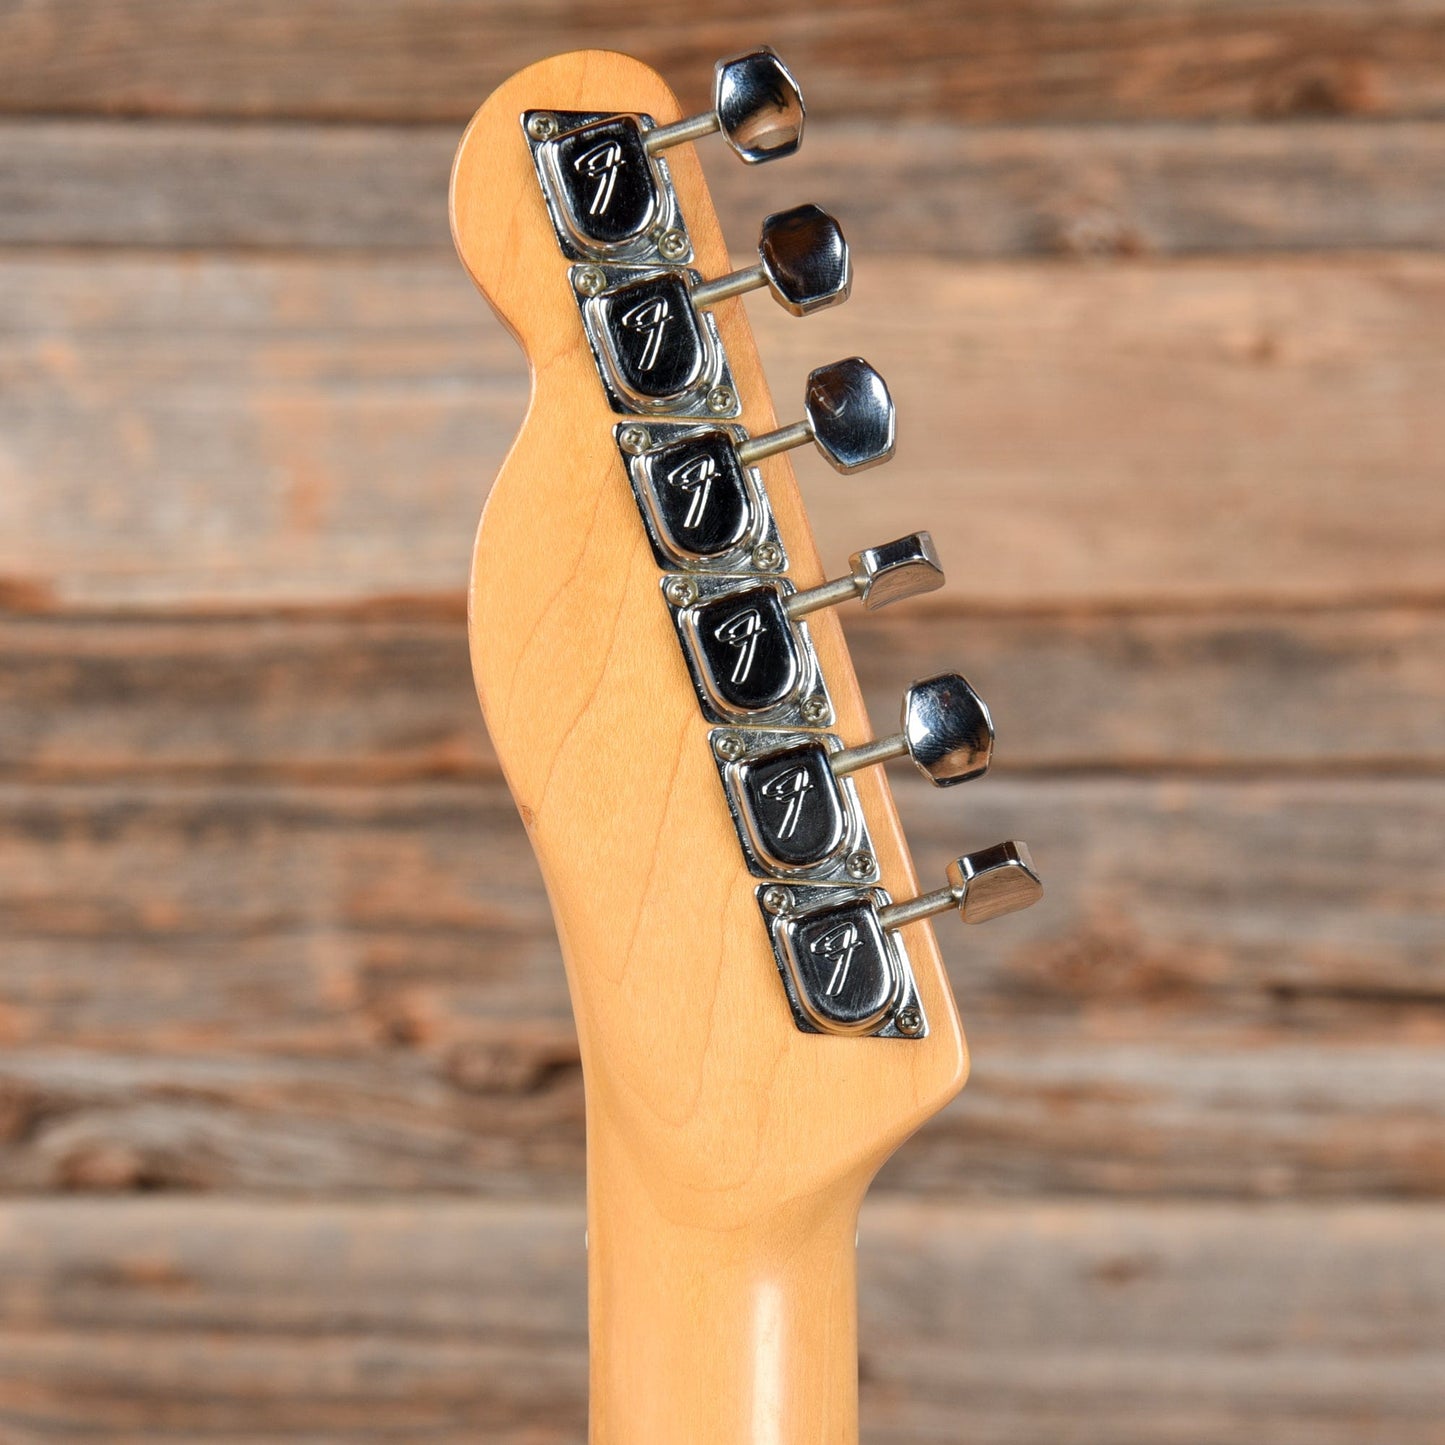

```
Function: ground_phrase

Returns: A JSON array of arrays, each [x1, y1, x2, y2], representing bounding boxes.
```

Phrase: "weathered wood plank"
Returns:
[[2, 1, 1444, 124], [5, 253, 1445, 609], [2, 778, 1441, 1197], [0, 1198, 1441, 1443], [4, 605, 1443, 781], [8, 118, 1445, 257]]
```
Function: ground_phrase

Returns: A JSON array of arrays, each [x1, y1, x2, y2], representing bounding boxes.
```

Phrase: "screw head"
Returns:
[[664, 576, 698, 608], [800, 696, 829, 726], [526, 113, 559, 141], [895, 1005, 924, 1036], [845, 850, 875, 880], [618, 424, 650, 456], [751, 540, 784, 571], [657, 228, 688, 261], [761, 885, 792, 915], [707, 385, 737, 415], [574, 265, 606, 297], [713, 733, 745, 762]]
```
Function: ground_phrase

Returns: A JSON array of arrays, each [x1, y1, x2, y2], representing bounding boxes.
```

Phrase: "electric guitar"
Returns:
[[450, 47, 1042, 1444]]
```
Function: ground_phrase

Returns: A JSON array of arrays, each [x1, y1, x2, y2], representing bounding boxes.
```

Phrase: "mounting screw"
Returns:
[[618, 424, 650, 455], [761, 885, 792, 915], [714, 733, 745, 762], [751, 541, 784, 571], [664, 576, 698, 608], [707, 385, 737, 415], [657, 228, 688, 261], [574, 265, 606, 297], [526, 113, 559, 141], [845, 850, 875, 880], [895, 1005, 923, 1036], [800, 696, 829, 726]]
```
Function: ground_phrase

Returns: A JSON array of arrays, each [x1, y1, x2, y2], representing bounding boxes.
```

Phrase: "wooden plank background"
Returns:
[[2, 2, 1443, 1440]]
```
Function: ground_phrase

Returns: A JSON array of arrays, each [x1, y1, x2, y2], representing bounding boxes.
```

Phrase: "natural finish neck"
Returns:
[[588, 1126, 861, 1445]]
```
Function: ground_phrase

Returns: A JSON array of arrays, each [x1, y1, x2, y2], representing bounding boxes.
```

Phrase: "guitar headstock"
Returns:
[[449, 49, 1041, 1223]]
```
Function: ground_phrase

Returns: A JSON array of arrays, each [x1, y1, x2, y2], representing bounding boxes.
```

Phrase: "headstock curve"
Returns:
[[449, 48, 971, 1225]]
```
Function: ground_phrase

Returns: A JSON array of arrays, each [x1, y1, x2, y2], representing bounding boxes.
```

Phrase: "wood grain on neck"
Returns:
[[450, 50, 969, 1444]]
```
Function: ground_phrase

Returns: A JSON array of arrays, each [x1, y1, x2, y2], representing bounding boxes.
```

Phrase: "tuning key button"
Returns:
[[787, 532, 945, 621], [737, 358, 895, 474], [878, 843, 1043, 930], [833, 672, 993, 787], [691, 204, 851, 318], [646, 47, 805, 164]]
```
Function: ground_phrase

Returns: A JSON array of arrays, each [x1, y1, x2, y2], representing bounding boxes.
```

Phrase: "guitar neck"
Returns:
[[450, 45, 1042, 1445], [589, 1123, 862, 1442]]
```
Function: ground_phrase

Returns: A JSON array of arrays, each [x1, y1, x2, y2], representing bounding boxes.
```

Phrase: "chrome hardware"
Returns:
[[831, 673, 993, 787], [617, 420, 787, 575], [663, 573, 833, 728], [690, 204, 850, 318], [736, 358, 895, 474], [576, 262, 741, 416], [877, 842, 1043, 929], [786, 532, 944, 619], [710, 728, 879, 884], [525, 109, 693, 264], [644, 47, 805, 164], [757, 882, 926, 1039], [580, 207, 846, 411]]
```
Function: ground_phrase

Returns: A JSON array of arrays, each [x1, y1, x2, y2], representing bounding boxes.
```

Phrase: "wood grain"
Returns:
[[450, 51, 971, 1443], [5, 13, 1443, 1439], [0, 1198, 1441, 1443], [6, 252, 1445, 609], [4, 605, 1441, 781], [9, 118, 1445, 257], [4, 0, 1445, 123], [2, 776, 1441, 1199]]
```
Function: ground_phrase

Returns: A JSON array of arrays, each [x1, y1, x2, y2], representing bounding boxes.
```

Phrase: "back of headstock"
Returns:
[[450, 48, 1041, 1443]]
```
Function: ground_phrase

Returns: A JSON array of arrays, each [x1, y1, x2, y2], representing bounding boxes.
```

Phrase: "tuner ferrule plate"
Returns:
[[524, 109, 693, 265], [576, 264, 740, 418], [617, 421, 787, 576], [757, 883, 927, 1040], [663, 573, 833, 728], [710, 728, 878, 884]]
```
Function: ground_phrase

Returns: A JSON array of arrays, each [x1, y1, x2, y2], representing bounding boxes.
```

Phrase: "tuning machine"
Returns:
[[758, 844, 1042, 1039], [575, 204, 851, 414], [710, 672, 992, 882], [618, 359, 894, 574], [663, 532, 942, 726], [526, 48, 804, 262]]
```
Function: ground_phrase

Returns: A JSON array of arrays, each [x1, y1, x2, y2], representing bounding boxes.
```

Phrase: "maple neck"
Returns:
[[588, 1120, 862, 1444]]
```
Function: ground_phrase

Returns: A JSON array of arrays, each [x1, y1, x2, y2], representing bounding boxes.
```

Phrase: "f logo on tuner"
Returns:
[[758, 764, 813, 839], [618, 295, 671, 372], [713, 606, 765, 686], [812, 921, 862, 998], [572, 139, 624, 216]]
